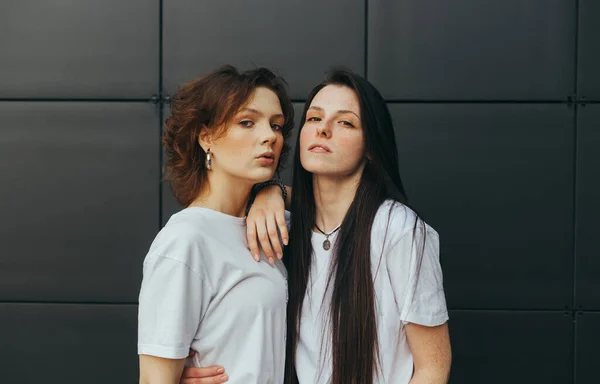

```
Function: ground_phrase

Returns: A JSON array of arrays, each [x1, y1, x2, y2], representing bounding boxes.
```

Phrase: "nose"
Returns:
[[316, 120, 331, 138], [260, 122, 278, 145]]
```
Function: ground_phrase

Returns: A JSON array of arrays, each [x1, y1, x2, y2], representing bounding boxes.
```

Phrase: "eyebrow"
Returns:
[[240, 108, 284, 119], [308, 106, 360, 120]]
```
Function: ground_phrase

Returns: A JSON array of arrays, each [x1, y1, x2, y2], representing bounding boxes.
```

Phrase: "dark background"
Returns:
[[0, 1, 598, 383]]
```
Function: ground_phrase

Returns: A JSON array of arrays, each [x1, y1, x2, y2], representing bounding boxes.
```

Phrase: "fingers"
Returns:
[[181, 366, 223, 378], [246, 220, 261, 262], [180, 366, 228, 383], [255, 213, 275, 262], [181, 375, 229, 384], [276, 211, 289, 249], [266, 214, 283, 261]]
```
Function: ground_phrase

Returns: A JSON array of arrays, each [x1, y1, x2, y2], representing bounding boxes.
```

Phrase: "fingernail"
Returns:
[[283, 238, 288, 245], [253, 254, 260, 261], [217, 367, 224, 374], [268, 257, 275, 264], [276, 253, 282, 259], [221, 374, 229, 381]]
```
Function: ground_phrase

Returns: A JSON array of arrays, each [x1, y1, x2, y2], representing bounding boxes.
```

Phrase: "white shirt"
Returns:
[[295, 200, 448, 384], [138, 207, 288, 384]]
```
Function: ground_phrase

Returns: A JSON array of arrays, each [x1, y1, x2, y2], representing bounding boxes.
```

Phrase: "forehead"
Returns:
[[310, 85, 360, 113], [243, 87, 283, 114]]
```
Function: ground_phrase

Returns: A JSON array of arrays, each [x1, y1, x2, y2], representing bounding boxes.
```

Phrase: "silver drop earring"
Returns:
[[205, 148, 212, 170]]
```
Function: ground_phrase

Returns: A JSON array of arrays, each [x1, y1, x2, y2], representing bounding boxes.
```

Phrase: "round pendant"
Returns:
[[323, 239, 331, 250]]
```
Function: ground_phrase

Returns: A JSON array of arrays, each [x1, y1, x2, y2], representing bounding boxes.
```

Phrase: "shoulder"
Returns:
[[145, 208, 212, 271], [372, 199, 438, 248]]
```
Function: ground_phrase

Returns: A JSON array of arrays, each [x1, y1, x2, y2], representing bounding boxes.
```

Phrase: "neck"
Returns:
[[312, 172, 361, 232], [189, 171, 254, 217]]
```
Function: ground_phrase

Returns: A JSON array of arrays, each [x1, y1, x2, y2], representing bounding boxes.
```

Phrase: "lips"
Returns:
[[308, 143, 332, 153], [257, 151, 275, 160]]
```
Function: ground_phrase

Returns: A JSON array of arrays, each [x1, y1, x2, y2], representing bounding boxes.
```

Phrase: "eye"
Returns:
[[340, 120, 355, 128], [307, 116, 321, 122], [240, 120, 254, 128], [271, 123, 283, 131]]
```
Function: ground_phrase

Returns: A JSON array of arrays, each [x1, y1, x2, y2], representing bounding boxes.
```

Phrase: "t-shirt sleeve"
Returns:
[[137, 255, 210, 359], [386, 225, 449, 327]]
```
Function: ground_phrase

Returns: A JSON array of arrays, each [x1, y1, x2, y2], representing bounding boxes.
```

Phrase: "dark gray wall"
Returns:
[[0, 1, 598, 383]]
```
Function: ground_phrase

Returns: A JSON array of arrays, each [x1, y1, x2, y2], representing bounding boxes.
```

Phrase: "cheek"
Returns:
[[228, 139, 252, 155], [298, 125, 312, 148], [218, 130, 253, 158], [338, 134, 365, 163]]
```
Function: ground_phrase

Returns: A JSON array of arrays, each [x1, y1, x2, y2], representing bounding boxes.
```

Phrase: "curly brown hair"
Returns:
[[162, 65, 294, 207]]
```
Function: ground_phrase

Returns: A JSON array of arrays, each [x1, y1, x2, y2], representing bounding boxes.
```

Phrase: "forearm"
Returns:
[[409, 367, 450, 384]]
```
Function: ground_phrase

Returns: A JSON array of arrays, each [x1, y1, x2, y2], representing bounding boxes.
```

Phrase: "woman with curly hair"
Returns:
[[137, 65, 294, 384]]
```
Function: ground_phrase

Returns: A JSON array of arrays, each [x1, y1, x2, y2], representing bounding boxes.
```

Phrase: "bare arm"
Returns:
[[405, 322, 452, 384], [139, 355, 186, 384]]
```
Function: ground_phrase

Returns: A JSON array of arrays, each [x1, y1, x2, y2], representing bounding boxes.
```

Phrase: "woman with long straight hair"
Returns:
[[285, 69, 450, 384], [182, 68, 451, 384]]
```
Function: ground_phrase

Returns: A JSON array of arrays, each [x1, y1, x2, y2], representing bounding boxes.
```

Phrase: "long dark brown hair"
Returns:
[[284, 69, 423, 384]]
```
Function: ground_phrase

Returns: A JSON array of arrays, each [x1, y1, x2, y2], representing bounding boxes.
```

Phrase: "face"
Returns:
[[299, 85, 365, 177], [202, 87, 285, 183]]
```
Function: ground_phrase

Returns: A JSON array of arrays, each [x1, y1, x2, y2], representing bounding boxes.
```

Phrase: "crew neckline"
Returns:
[[183, 206, 246, 226]]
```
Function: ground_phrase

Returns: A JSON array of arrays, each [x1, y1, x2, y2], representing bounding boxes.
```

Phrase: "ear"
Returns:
[[198, 125, 213, 151]]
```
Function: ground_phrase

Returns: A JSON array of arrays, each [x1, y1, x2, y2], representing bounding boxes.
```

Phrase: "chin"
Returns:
[[301, 158, 330, 174], [245, 168, 276, 183], [305, 163, 354, 178]]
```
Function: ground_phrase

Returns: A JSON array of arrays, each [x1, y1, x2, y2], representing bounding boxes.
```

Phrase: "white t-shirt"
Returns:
[[138, 207, 288, 384], [295, 200, 448, 384]]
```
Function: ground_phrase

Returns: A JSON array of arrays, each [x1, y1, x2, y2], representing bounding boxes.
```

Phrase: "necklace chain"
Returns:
[[314, 223, 342, 236]]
